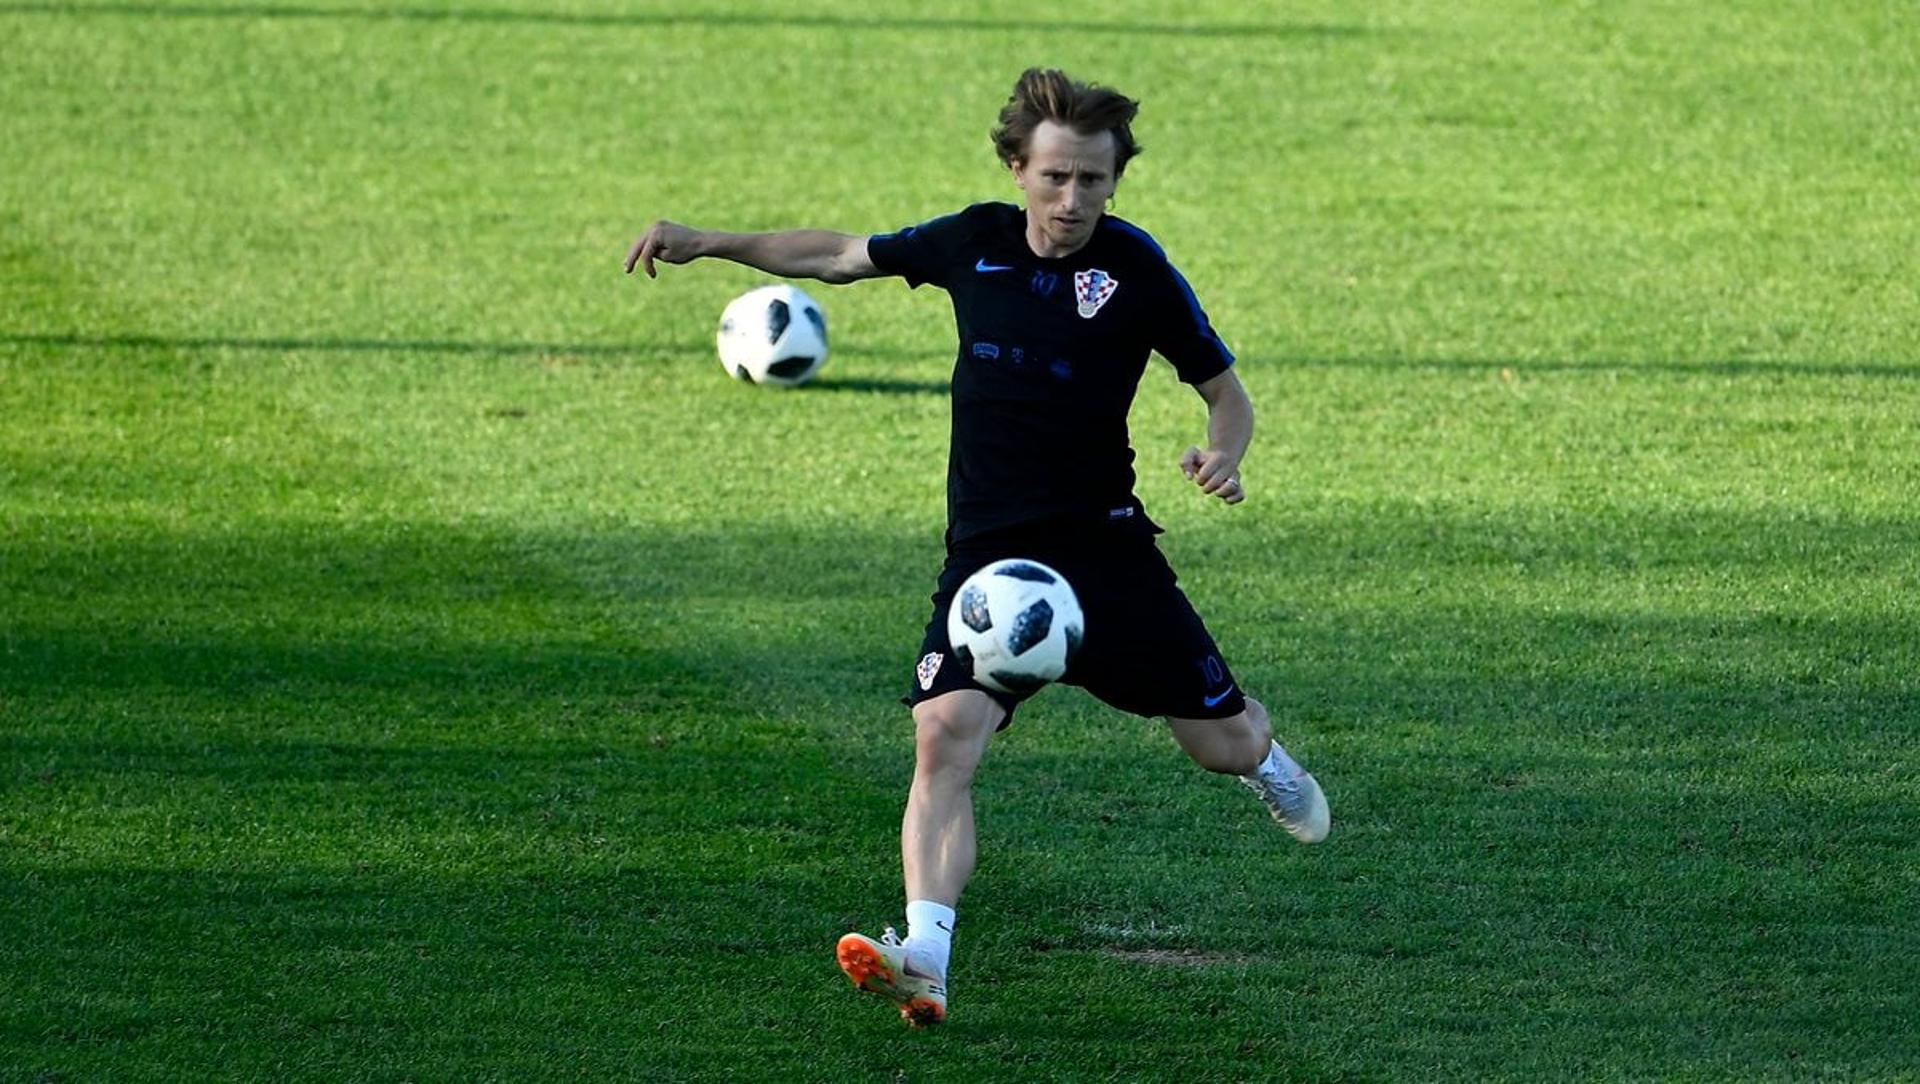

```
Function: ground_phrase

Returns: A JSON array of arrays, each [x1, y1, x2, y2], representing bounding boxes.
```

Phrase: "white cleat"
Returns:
[[1239, 741, 1331, 843], [836, 927, 948, 1027]]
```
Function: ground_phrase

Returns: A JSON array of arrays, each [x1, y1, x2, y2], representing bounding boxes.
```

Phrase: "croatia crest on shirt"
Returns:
[[1073, 269, 1118, 318]]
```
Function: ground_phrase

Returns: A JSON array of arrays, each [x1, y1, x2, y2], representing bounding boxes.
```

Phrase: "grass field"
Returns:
[[4, 1, 1918, 1079]]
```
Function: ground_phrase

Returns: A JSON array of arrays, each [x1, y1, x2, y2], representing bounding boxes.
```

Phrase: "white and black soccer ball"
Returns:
[[716, 284, 828, 387], [947, 559, 1086, 694]]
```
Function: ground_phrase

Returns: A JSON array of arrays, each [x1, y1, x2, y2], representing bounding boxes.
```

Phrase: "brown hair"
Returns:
[[991, 68, 1142, 177]]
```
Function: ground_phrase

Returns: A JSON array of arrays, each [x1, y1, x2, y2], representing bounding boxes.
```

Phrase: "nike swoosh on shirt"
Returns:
[[1203, 684, 1237, 708], [974, 259, 1014, 273]]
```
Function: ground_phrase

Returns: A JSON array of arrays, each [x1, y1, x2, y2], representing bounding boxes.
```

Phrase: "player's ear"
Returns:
[[1009, 157, 1027, 189]]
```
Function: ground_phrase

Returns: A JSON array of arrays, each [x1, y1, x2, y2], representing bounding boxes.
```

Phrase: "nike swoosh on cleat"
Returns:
[[974, 259, 1014, 272], [1203, 684, 1236, 707]]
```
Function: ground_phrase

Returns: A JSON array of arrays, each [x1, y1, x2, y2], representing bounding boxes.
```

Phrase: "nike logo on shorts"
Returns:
[[974, 259, 1014, 273], [1202, 684, 1237, 708]]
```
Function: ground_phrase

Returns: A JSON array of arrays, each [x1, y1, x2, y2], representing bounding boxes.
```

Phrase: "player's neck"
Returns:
[[1023, 217, 1096, 260]]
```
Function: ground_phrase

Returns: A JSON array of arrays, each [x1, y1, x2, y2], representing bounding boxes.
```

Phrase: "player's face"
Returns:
[[1011, 120, 1119, 258]]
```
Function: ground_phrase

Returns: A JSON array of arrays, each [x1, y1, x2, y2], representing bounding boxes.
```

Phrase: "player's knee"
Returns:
[[1218, 699, 1275, 773], [1243, 697, 1274, 744], [911, 692, 1002, 775]]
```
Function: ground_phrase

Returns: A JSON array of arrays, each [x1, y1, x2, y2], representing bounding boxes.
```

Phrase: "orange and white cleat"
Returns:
[[836, 927, 947, 1027]]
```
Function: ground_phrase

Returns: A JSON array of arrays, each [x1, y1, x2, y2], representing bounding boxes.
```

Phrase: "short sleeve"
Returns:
[[867, 207, 979, 290], [1152, 262, 1236, 384]]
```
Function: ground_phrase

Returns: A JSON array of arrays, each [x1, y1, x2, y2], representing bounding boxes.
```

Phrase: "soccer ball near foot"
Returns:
[[947, 559, 1085, 694], [716, 284, 828, 387]]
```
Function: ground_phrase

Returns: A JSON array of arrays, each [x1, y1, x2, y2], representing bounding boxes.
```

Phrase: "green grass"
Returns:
[[4, 1, 1918, 1079]]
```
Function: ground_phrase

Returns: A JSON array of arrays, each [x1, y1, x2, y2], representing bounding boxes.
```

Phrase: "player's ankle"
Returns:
[[903, 899, 955, 979], [1244, 740, 1302, 783]]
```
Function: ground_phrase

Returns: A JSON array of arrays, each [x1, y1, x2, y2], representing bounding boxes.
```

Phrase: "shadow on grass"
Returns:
[[8, 331, 1911, 382], [0, 860, 904, 1077], [0, 330, 687, 360], [0, 1, 1378, 39], [4, 511, 1915, 1076], [1240, 352, 1920, 381], [3, 331, 953, 393], [5, 508, 1910, 696], [0, 520, 940, 715]]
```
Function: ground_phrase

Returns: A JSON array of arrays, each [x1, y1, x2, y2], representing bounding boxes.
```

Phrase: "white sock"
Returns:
[[1247, 740, 1303, 782], [903, 899, 955, 979]]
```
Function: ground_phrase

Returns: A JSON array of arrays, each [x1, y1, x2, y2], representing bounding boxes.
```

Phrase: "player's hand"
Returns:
[[624, 220, 702, 277], [1180, 445, 1245, 505]]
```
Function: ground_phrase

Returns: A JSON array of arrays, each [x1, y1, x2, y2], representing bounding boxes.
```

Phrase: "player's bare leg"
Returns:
[[838, 689, 1003, 1026], [902, 690, 1003, 904], [1169, 697, 1330, 843], [1167, 699, 1271, 775]]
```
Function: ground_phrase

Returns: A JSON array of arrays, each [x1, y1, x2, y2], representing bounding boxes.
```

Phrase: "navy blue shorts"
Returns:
[[903, 523, 1247, 727]]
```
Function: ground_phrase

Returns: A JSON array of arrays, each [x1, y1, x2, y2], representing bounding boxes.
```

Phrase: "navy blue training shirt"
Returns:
[[868, 201, 1235, 546]]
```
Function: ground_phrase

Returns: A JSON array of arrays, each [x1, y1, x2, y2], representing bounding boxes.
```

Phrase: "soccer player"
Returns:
[[624, 68, 1329, 1027]]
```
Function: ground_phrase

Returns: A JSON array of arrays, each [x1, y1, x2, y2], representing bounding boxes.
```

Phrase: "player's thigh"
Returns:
[[1064, 539, 1247, 720]]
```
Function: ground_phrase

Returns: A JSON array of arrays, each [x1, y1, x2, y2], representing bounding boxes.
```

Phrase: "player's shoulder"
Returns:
[[1095, 215, 1177, 270], [959, 200, 1020, 221], [897, 201, 1017, 243], [954, 201, 1023, 236]]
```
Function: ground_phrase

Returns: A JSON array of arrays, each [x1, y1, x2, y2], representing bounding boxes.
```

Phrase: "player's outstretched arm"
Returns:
[[1179, 369, 1254, 505], [623, 221, 880, 284]]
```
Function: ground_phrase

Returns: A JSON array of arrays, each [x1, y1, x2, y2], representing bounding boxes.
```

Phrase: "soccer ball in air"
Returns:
[[716, 284, 828, 387], [947, 559, 1086, 694]]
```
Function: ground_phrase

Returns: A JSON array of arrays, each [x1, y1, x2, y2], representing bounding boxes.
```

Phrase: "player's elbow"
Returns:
[[815, 264, 859, 285], [1198, 370, 1252, 412], [817, 237, 877, 285]]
